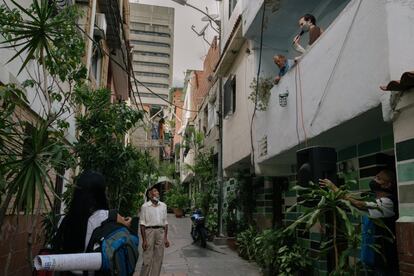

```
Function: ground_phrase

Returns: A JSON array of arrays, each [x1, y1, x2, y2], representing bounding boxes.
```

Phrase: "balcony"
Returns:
[[253, 0, 393, 168]]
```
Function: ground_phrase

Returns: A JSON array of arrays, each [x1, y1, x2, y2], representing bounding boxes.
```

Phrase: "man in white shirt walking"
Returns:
[[140, 186, 170, 276]]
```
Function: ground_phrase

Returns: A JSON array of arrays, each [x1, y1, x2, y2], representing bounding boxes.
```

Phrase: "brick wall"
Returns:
[[0, 215, 43, 276], [190, 37, 220, 116]]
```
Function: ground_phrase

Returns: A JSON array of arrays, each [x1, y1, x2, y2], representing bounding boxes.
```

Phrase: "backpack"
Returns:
[[86, 210, 139, 276]]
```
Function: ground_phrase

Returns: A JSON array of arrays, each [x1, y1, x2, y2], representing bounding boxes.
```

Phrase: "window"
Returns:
[[135, 71, 169, 78], [203, 106, 208, 133], [140, 82, 169, 89], [207, 101, 216, 131], [134, 92, 168, 99], [134, 61, 170, 68], [150, 105, 162, 117], [91, 36, 102, 86], [223, 75, 236, 118], [131, 40, 170, 48], [131, 22, 169, 30], [130, 29, 171, 37], [229, 0, 238, 18], [134, 51, 170, 58]]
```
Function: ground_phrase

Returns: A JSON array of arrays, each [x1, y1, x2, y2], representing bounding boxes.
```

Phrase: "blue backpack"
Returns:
[[86, 210, 139, 276]]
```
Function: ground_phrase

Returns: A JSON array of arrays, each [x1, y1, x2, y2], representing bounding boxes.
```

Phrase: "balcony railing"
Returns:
[[254, 0, 390, 164]]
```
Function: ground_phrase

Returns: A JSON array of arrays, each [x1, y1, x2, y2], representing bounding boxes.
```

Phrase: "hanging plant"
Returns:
[[248, 77, 274, 111]]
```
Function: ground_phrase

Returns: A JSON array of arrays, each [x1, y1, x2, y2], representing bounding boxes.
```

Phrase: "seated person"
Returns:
[[273, 54, 296, 84], [293, 14, 323, 54]]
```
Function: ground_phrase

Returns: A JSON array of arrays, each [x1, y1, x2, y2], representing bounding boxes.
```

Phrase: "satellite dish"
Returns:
[[201, 14, 219, 21]]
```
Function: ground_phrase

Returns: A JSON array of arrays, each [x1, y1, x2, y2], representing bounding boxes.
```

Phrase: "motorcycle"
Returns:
[[190, 209, 208, 248]]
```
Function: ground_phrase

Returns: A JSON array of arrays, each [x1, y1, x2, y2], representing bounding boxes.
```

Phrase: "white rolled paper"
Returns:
[[33, 253, 102, 271]]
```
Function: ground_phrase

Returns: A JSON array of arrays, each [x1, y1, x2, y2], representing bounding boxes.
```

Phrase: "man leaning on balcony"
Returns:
[[273, 55, 296, 84], [293, 14, 322, 54]]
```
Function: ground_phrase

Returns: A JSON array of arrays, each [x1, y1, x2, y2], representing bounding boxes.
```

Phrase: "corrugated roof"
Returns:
[[214, 15, 242, 74], [381, 71, 414, 91]]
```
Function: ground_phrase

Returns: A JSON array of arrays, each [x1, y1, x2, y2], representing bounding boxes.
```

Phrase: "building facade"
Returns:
[[0, 0, 131, 274], [214, 0, 414, 274], [128, 3, 175, 163], [129, 3, 174, 106]]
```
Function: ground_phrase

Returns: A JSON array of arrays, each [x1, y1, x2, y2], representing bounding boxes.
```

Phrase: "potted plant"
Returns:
[[248, 77, 274, 111], [165, 186, 188, 218]]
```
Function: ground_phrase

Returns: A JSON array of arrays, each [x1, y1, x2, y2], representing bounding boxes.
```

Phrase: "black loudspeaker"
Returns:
[[296, 146, 337, 187]]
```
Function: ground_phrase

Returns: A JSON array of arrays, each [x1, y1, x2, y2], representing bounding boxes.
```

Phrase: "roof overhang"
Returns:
[[214, 16, 245, 77]]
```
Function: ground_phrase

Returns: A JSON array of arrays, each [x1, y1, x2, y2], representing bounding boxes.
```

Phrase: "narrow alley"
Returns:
[[134, 214, 261, 276]]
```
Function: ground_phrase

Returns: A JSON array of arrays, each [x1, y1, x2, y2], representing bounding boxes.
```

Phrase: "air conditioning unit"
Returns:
[[94, 13, 107, 39]]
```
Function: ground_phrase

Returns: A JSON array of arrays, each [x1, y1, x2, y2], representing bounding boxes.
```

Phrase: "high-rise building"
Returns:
[[128, 3, 174, 163], [129, 3, 174, 107]]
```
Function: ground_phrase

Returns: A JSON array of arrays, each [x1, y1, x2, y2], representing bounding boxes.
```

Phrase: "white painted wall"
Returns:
[[180, 148, 195, 183], [385, 0, 414, 78], [0, 0, 77, 142], [254, 0, 391, 164], [220, 0, 243, 49], [241, 0, 264, 37], [222, 41, 256, 170]]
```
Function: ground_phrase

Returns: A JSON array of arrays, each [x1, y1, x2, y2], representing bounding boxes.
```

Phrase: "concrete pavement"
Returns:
[[134, 214, 261, 276]]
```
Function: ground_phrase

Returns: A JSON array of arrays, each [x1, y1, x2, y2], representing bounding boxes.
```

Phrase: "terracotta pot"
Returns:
[[227, 237, 237, 251], [172, 208, 184, 218]]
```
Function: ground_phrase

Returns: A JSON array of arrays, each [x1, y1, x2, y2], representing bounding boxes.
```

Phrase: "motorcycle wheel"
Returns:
[[191, 227, 198, 241], [200, 228, 207, 248]]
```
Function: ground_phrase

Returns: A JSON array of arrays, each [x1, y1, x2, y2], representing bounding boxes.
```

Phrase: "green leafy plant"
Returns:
[[165, 185, 188, 209], [248, 77, 274, 111], [0, 0, 85, 229], [237, 226, 310, 275], [0, 85, 75, 226], [74, 87, 147, 216], [225, 191, 239, 237], [284, 182, 360, 273], [206, 212, 218, 236], [253, 229, 305, 271], [284, 181, 393, 275], [277, 243, 310, 276], [237, 226, 257, 261]]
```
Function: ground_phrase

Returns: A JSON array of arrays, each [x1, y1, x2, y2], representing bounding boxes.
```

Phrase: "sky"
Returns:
[[133, 0, 219, 87]]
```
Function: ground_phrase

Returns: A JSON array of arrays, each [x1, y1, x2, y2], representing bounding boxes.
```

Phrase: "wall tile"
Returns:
[[358, 138, 381, 156], [397, 161, 414, 182]]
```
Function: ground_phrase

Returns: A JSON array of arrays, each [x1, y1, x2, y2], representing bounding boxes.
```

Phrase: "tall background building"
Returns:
[[130, 3, 174, 107], [129, 3, 175, 162]]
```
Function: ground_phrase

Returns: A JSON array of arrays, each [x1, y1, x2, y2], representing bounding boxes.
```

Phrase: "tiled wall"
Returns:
[[253, 177, 274, 230], [395, 137, 414, 217]]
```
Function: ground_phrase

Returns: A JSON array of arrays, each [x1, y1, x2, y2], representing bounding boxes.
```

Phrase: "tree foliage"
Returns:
[[285, 182, 392, 275], [74, 87, 148, 216]]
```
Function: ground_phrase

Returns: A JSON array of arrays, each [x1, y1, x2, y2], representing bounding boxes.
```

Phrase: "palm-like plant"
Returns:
[[0, 0, 85, 113], [284, 181, 393, 275], [0, 0, 84, 228], [284, 182, 363, 273], [0, 89, 75, 227]]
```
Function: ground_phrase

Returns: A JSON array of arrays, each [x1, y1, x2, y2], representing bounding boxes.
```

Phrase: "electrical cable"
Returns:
[[76, 25, 199, 113], [297, 62, 308, 146], [105, 3, 150, 121], [249, 2, 266, 174], [294, 65, 301, 145]]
